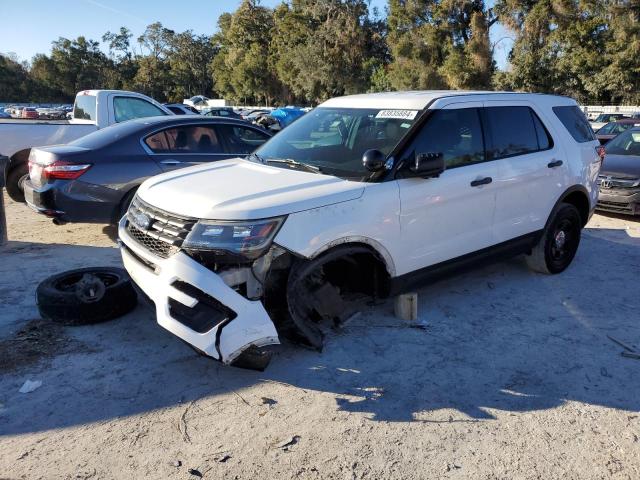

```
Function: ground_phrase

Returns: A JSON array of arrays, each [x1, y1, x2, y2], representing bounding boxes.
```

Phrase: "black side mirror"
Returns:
[[362, 149, 386, 172], [407, 152, 445, 178]]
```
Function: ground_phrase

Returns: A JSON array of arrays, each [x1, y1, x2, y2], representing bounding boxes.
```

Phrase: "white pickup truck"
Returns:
[[0, 89, 172, 202]]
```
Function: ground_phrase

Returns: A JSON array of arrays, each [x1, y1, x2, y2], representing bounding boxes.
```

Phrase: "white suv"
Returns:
[[118, 91, 602, 369]]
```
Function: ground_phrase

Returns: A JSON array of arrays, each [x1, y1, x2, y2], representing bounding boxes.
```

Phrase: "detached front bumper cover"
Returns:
[[118, 216, 280, 366]]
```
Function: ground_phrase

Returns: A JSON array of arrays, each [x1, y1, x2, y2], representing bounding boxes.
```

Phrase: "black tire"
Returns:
[[526, 202, 582, 274], [115, 188, 138, 224], [5, 162, 29, 203], [36, 267, 137, 325]]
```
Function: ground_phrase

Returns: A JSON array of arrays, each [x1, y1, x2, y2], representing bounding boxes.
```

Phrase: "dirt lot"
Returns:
[[0, 192, 639, 480]]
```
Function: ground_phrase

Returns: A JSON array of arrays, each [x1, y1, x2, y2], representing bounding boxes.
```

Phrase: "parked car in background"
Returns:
[[597, 127, 640, 216], [24, 116, 272, 225], [594, 119, 640, 144], [1, 89, 173, 202], [590, 113, 629, 131], [118, 91, 600, 367], [184, 95, 210, 108], [202, 107, 243, 120], [0, 110, 10, 119], [21, 107, 38, 119], [164, 103, 199, 115], [241, 109, 270, 121]]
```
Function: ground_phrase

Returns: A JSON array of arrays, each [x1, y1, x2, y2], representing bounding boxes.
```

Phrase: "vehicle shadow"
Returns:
[[0, 226, 638, 435]]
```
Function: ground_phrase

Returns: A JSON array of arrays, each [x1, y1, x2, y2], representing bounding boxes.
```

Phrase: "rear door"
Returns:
[[143, 124, 231, 172], [395, 102, 498, 273], [483, 101, 567, 242]]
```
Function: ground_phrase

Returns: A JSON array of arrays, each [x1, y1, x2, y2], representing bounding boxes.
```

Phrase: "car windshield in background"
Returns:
[[605, 129, 640, 156], [254, 107, 418, 180]]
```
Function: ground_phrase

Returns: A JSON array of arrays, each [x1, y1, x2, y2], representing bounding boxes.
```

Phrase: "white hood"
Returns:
[[137, 158, 365, 220]]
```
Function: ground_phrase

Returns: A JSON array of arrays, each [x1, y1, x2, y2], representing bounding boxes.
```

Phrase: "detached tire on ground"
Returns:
[[36, 267, 137, 325]]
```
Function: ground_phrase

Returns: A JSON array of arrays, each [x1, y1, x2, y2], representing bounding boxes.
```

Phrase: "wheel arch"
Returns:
[[555, 185, 591, 227], [308, 236, 397, 278], [4, 148, 31, 178]]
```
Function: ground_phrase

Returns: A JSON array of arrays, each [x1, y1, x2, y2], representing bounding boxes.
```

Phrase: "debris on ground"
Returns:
[[274, 435, 301, 451], [216, 454, 231, 463], [261, 397, 277, 406], [171, 460, 181, 468], [607, 335, 640, 360], [0, 319, 86, 373], [187, 467, 202, 477], [18, 379, 42, 393]]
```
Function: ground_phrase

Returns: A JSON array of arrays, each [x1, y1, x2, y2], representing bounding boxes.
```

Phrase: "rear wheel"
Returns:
[[526, 202, 581, 274], [5, 163, 29, 203]]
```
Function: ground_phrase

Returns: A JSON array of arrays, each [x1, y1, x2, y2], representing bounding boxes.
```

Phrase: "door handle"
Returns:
[[160, 159, 181, 165], [547, 160, 563, 168], [470, 177, 492, 187]]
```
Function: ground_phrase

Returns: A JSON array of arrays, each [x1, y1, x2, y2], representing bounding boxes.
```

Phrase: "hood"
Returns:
[[600, 153, 640, 178], [137, 158, 365, 220]]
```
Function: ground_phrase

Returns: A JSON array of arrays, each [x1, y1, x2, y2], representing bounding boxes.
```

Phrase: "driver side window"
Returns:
[[404, 108, 485, 169]]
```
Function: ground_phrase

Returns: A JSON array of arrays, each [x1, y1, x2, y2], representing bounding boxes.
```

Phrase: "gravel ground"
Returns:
[[0, 192, 639, 480]]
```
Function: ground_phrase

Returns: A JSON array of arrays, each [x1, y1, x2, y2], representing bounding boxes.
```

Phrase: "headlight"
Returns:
[[183, 217, 285, 260]]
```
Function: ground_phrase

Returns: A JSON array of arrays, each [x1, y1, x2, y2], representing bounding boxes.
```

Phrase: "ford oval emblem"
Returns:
[[131, 211, 152, 230]]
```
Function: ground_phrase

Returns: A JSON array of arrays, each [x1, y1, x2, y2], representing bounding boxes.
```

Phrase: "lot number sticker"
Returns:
[[376, 110, 419, 120]]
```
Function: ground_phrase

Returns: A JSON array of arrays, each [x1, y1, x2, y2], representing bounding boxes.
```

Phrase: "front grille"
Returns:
[[598, 175, 640, 190], [125, 197, 196, 258]]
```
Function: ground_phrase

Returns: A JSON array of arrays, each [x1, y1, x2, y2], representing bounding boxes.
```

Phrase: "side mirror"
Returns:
[[362, 149, 386, 172], [407, 152, 445, 178]]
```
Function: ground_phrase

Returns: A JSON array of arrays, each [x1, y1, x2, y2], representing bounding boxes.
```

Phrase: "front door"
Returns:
[[395, 102, 498, 275]]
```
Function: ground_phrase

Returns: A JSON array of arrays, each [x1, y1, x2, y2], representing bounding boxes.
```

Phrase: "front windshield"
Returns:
[[255, 107, 419, 180], [605, 129, 640, 156]]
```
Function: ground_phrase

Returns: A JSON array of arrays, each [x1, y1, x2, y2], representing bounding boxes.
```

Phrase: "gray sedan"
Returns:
[[24, 116, 272, 225]]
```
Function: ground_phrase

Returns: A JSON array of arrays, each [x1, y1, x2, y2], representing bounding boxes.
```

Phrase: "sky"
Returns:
[[1, 0, 512, 69]]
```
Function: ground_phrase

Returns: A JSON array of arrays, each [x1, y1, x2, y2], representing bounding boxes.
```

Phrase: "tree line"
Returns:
[[1, 0, 639, 106]]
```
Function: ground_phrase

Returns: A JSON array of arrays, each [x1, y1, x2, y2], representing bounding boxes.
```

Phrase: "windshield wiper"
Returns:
[[246, 152, 266, 164], [265, 158, 322, 174]]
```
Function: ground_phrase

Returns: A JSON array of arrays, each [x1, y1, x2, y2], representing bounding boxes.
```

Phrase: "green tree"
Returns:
[[0, 54, 31, 101], [211, 0, 280, 105], [133, 22, 175, 100], [596, 1, 640, 104], [387, 0, 494, 91], [167, 31, 217, 102], [102, 27, 138, 90], [270, 0, 381, 104]]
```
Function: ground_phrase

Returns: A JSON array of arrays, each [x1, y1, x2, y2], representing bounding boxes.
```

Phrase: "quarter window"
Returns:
[[485, 106, 551, 159], [114, 97, 167, 123], [404, 108, 485, 168], [145, 125, 223, 154], [217, 125, 270, 154], [553, 106, 595, 143]]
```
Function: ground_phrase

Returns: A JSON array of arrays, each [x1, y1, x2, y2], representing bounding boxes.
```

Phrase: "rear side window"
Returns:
[[404, 108, 485, 169], [114, 97, 167, 123], [145, 125, 223, 154], [73, 94, 97, 121], [217, 125, 270, 154], [553, 106, 595, 143], [485, 106, 551, 159]]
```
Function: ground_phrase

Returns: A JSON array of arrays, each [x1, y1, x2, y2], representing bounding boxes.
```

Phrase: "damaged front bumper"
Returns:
[[118, 216, 280, 365]]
